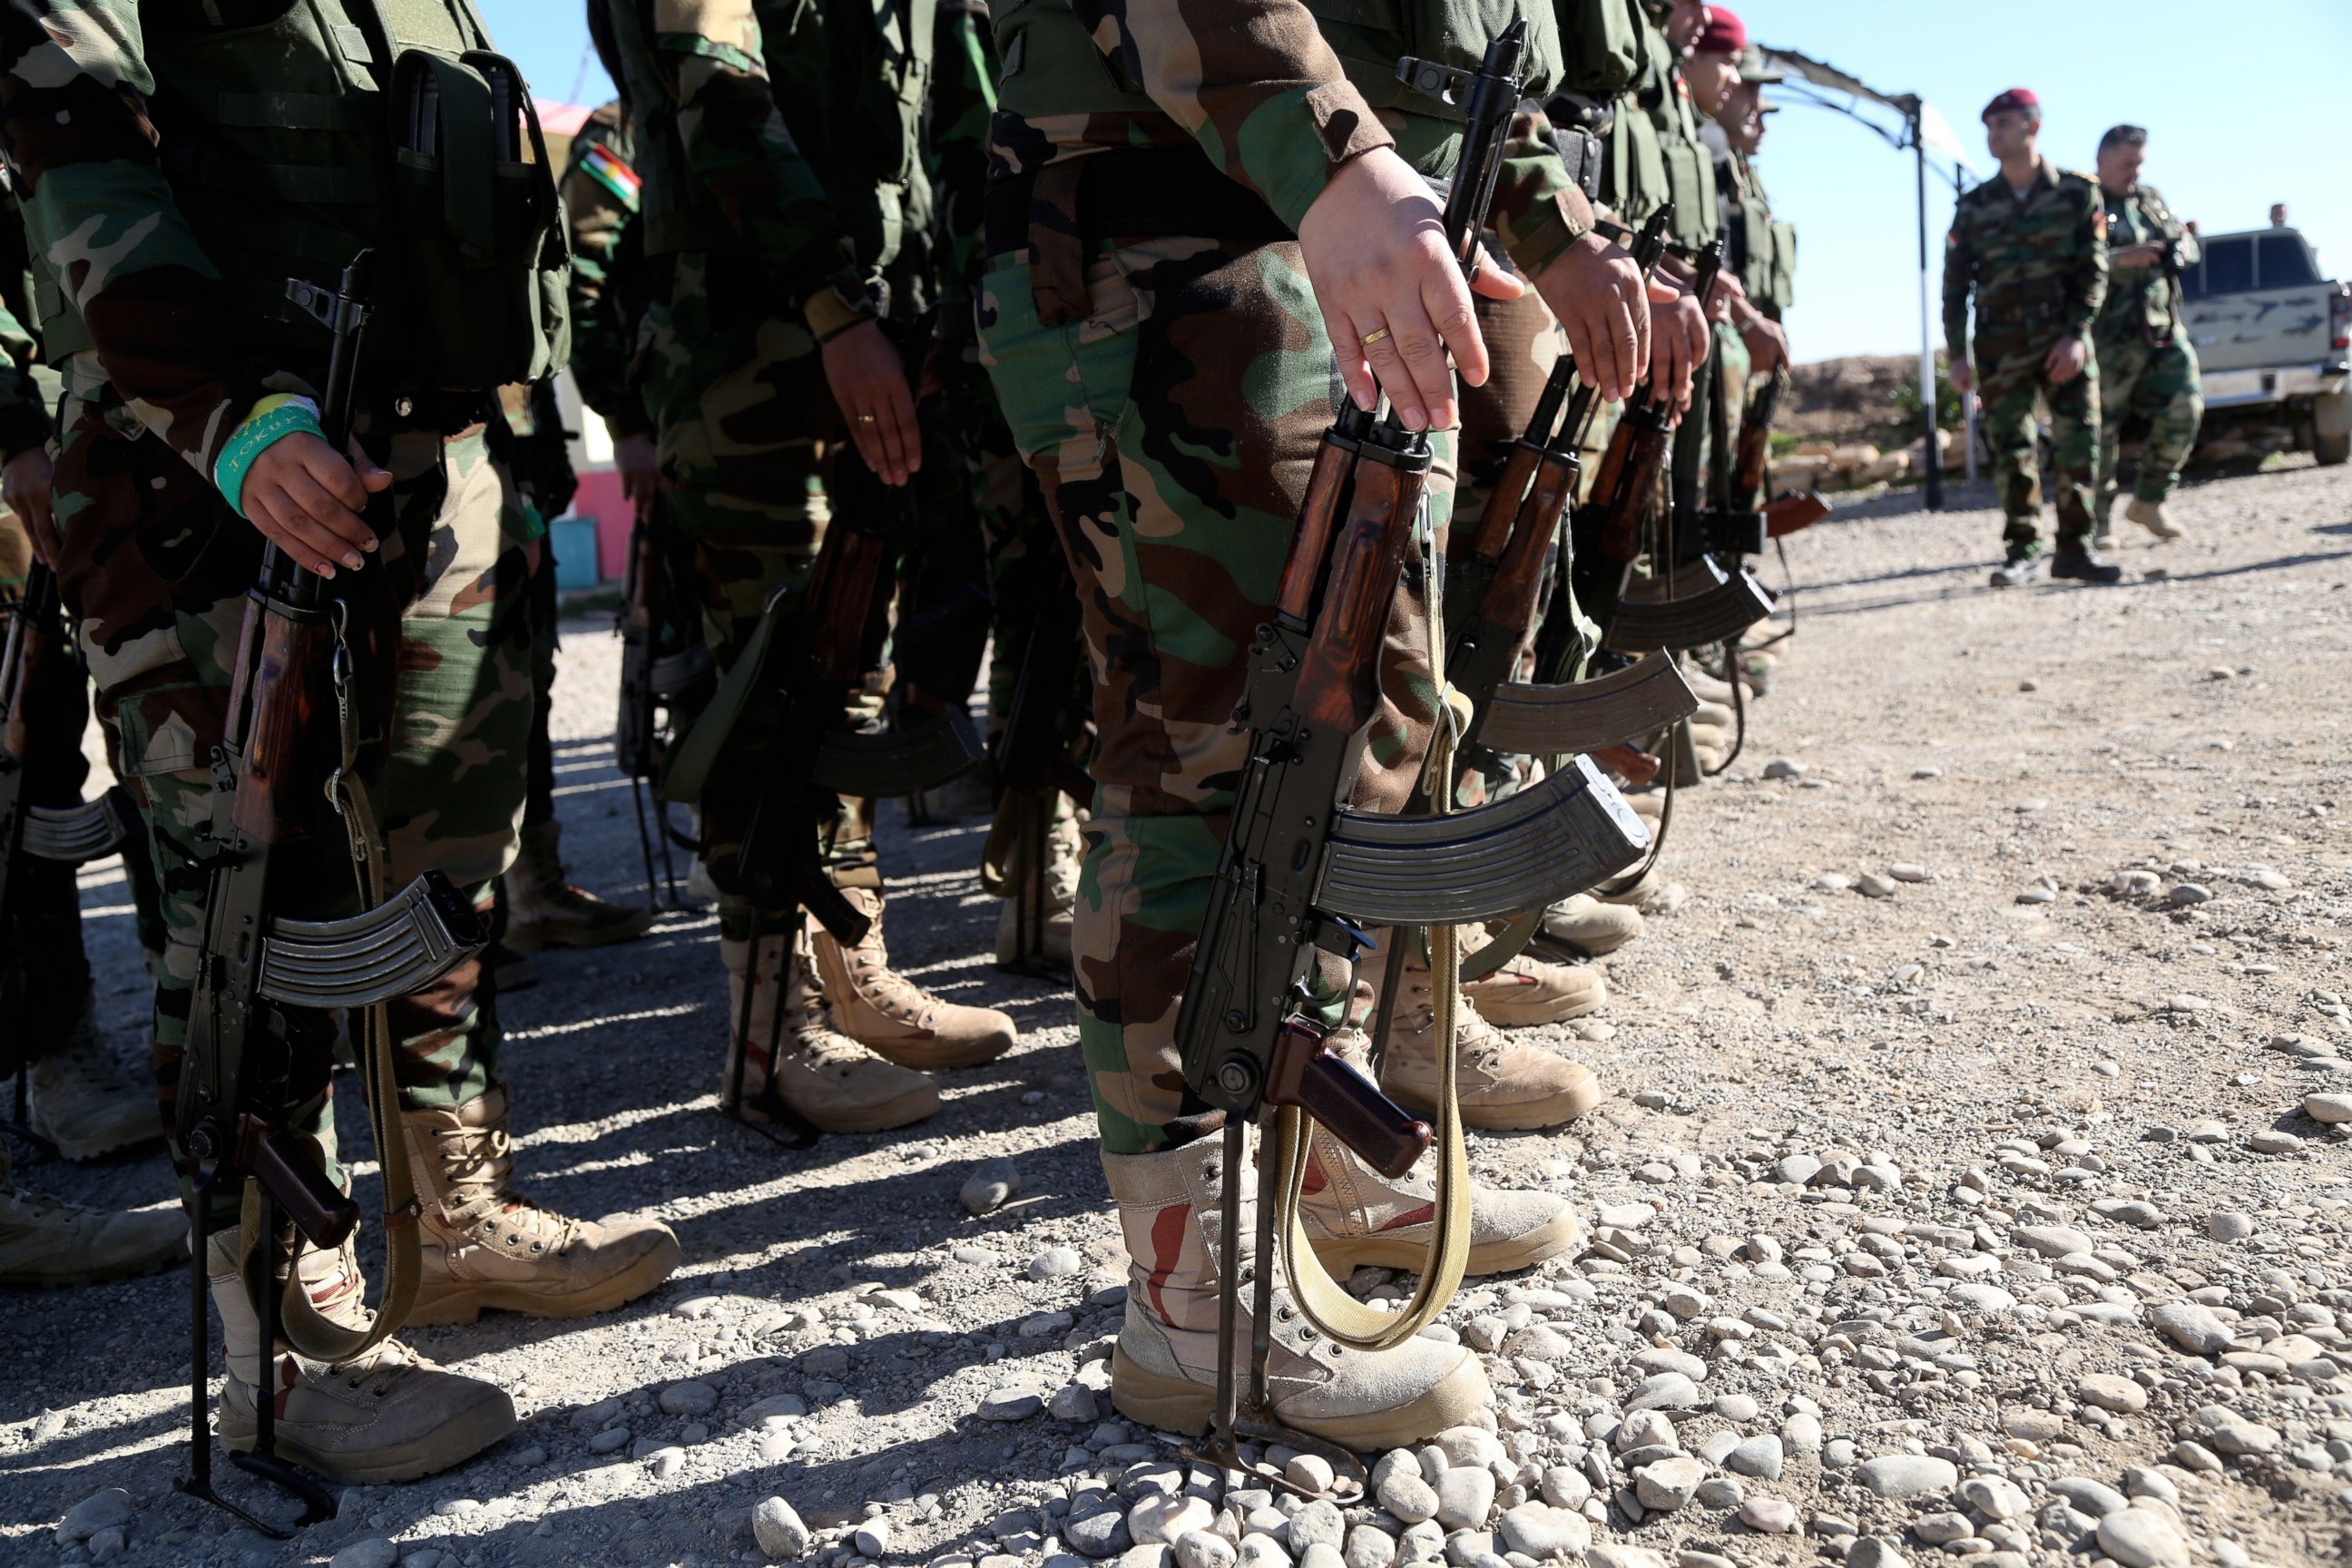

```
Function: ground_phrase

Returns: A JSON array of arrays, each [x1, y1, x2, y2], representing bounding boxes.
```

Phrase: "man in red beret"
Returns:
[[1944, 89, 2117, 586]]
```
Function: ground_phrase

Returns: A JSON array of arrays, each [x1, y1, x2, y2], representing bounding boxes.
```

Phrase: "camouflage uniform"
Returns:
[[560, 103, 651, 454], [978, 0, 1599, 1153], [2092, 181, 2201, 522], [1943, 161, 2110, 553], [0, 1, 538, 1181]]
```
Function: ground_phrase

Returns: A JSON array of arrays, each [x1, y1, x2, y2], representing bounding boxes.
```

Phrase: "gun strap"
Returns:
[[1276, 505, 1471, 1351], [268, 603, 421, 1366], [661, 591, 786, 808]]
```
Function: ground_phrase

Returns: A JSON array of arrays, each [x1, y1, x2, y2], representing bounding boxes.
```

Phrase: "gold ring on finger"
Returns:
[[857, 413, 877, 424], [1359, 328, 1392, 347]]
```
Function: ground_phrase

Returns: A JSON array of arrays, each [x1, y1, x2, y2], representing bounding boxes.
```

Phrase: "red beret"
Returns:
[[1981, 87, 2041, 122], [1695, 6, 1748, 54]]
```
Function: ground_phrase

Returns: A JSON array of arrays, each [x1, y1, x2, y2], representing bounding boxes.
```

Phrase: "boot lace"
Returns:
[[431, 1119, 581, 1257]]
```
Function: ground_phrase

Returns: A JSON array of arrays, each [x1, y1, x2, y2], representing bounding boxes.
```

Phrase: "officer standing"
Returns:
[[978, 0, 1652, 1446], [0, 0, 681, 1483], [1943, 88, 2116, 587], [2090, 124, 2200, 547]]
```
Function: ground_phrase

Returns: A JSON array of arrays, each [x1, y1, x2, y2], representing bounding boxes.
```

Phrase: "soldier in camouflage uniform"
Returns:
[[2090, 125, 2200, 546], [1943, 88, 2117, 587], [0, 0, 682, 1484], [606, 0, 1015, 1136], [978, 0, 1658, 1444]]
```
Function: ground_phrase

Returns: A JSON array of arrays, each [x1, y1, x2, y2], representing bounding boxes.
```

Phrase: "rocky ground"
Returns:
[[5, 459, 2351, 1568]]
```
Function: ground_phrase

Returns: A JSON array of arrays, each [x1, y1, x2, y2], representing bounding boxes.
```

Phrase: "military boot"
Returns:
[[808, 887, 1016, 1069], [721, 932, 940, 1132], [400, 1083, 681, 1326], [1537, 892, 1645, 956], [1459, 949, 1605, 1027], [0, 1140, 181, 1289], [26, 1000, 161, 1160], [1367, 934, 1602, 1131], [1102, 1142, 1489, 1447], [995, 803, 1079, 970], [1295, 1105, 1581, 1275], [211, 1232, 515, 1484], [2125, 496, 2183, 539], [503, 821, 655, 953], [1988, 544, 2043, 589], [2049, 545, 2124, 585]]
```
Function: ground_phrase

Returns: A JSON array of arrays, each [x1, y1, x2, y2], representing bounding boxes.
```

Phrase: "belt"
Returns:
[[985, 147, 1294, 328], [1977, 297, 2061, 327]]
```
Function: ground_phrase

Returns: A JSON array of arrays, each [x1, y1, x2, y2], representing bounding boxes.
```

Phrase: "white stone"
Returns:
[[1286, 1501, 1346, 1554], [660, 1379, 719, 1416], [1029, 1246, 1084, 1279], [1343, 1525, 1396, 1568], [854, 1521, 892, 1558], [1494, 1503, 1589, 1560], [1724, 1436, 1782, 1480], [1632, 1457, 1707, 1512], [330, 1542, 401, 1568], [1377, 1471, 1438, 1525], [55, 1489, 131, 1545], [2149, 1301, 2231, 1356], [980, 1387, 1044, 1421], [1853, 1455, 1957, 1499], [1175, 1532, 1239, 1568], [2095, 1507, 2190, 1568], [1433, 1466, 1494, 1531], [1131, 1496, 1215, 1547], [753, 1498, 811, 1561], [2304, 1092, 2352, 1124], [2077, 1374, 2147, 1413], [1736, 1497, 1798, 1534]]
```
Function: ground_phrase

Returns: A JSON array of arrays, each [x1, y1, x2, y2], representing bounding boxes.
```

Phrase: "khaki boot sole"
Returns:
[[1462, 983, 1604, 1028], [29, 1104, 162, 1162], [1308, 1202, 1583, 1277], [221, 1393, 517, 1485], [504, 908, 657, 954], [1109, 1345, 1487, 1450], [1387, 1065, 1602, 1132], [405, 1230, 682, 1327], [856, 1024, 1017, 1072]]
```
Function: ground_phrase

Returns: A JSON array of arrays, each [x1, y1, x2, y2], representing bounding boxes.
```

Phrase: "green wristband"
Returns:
[[213, 395, 325, 519]]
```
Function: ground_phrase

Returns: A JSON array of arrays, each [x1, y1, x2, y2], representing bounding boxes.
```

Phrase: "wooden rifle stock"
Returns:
[[1290, 454, 1426, 737], [1275, 432, 1358, 624], [1731, 365, 1788, 506]]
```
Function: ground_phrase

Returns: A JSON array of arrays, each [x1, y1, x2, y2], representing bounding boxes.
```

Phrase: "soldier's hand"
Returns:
[[1299, 147, 1498, 432], [2110, 241, 2164, 270], [821, 319, 920, 485], [240, 432, 390, 578], [1534, 231, 1649, 406], [1948, 361, 1975, 398], [1741, 314, 1788, 377], [1648, 284, 1709, 412], [4, 446, 57, 566], [614, 431, 666, 520], [2044, 336, 2088, 386]]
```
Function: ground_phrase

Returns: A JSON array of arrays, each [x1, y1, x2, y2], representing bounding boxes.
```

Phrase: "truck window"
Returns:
[[2200, 237, 2254, 297], [2257, 234, 2319, 287]]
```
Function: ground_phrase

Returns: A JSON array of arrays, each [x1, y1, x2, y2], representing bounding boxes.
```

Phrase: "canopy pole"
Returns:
[[1916, 118, 1943, 512]]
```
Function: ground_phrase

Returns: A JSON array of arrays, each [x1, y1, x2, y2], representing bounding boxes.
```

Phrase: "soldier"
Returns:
[[2090, 125, 2200, 547], [0, 0, 681, 1482], [978, 0, 1655, 1442], [604, 0, 1016, 1137], [1943, 88, 2117, 588]]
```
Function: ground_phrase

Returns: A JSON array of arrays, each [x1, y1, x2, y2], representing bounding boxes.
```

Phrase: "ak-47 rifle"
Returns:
[[665, 429, 982, 1145], [983, 554, 1088, 975], [1700, 364, 1825, 554], [0, 561, 140, 1155], [614, 499, 712, 906], [176, 253, 488, 1539], [1172, 24, 1651, 1499]]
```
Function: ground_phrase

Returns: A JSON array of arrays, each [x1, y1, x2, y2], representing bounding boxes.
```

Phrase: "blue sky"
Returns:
[[483, 0, 2351, 364]]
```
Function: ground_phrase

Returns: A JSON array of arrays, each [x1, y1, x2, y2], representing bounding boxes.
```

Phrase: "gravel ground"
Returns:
[[5, 458, 2350, 1568]]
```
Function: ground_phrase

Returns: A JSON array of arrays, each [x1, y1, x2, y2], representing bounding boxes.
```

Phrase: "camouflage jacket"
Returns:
[[2095, 181, 2192, 348], [0, 201, 50, 463], [930, 0, 995, 328], [0, 2, 271, 480], [1942, 159, 2109, 362], [561, 101, 652, 440], [982, 0, 1596, 281]]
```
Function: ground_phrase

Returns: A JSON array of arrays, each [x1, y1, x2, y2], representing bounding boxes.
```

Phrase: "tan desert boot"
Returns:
[[1295, 1114, 1582, 1275], [1537, 892, 1645, 956], [503, 820, 655, 953], [1460, 951, 1605, 1027], [0, 1140, 181, 1289], [211, 1232, 515, 1485], [808, 887, 1016, 1069], [995, 802, 1079, 969], [1365, 934, 1600, 1131], [400, 1083, 681, 1326], [1102, 1142, 1489, 1448], [722, 932, 941, 1132], [2125, 495, 2184, 539], [27, 1002, 162, 1160]]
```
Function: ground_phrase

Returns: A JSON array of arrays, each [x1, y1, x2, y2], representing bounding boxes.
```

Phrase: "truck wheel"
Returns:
[[2318, 431, 2351, 466]]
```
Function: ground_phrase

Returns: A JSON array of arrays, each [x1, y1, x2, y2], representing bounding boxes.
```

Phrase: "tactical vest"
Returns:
[[988, 0, 1564, 177], [1600, 10, 1714, 251], [39, 0, 569, 396], [1727, 156, 1793, 315]]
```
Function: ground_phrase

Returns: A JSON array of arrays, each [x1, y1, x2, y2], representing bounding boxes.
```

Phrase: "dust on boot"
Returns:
[[808, 887, 1016, 1069], [1363, 931, 1602, 1130], [0, 1134, 181, 1289], [721, 931, 941, 1133], [400, 1083, 681, 1326], [1293, 1108, 1581, 1276]]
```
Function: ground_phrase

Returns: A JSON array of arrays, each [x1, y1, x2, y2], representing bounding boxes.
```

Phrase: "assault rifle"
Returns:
[[177, 253, 488, 1537], [666, 455, 982, 1144], [1700, 363, 1825, 554], [1172, 24, 1651, 1497], [614, 501, 711, 906], [0, 562, 140, 1156], [984, 554, 1089, 975]]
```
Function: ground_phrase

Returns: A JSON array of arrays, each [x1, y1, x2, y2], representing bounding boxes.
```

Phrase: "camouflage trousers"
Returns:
[[53, 395, 534, 1182], [639, 254, 879, 932], [1975, 329, 2102, 548], [2092, 331, 2202, 521], [980, 237, 1449, 1155]]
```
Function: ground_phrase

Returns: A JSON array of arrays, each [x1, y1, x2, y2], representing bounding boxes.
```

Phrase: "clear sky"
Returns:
[[482, 0, 2351, 365]]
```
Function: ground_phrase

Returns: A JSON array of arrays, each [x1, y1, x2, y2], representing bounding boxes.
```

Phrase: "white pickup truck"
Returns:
[[2177, 224, 2352, 466]]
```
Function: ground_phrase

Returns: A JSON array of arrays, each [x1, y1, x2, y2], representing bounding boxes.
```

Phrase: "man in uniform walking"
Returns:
[[1943, 87, 2116, 587], [2090, 124, 2200, 547]]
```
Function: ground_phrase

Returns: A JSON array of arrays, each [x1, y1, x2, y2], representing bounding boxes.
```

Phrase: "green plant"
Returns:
[[1892, 370, 1966, 432]]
